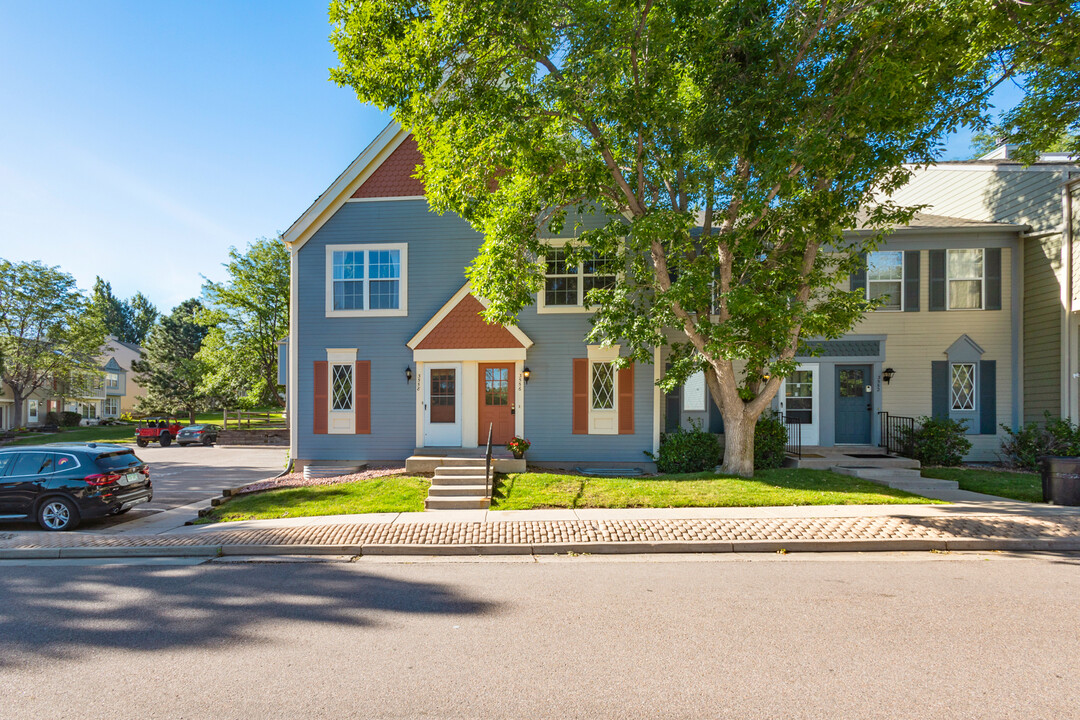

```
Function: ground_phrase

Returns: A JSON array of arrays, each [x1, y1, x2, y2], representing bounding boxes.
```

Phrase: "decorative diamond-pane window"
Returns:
[[948, 249, 984, 310], [867, 251, 903, 311], [331, 364, 354, 411], [951, 363, 975, 411], [591, 362, 614, 410], [484, 368, 509, 406]]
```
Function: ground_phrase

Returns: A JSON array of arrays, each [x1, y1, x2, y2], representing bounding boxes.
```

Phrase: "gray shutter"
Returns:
[[850, 253, 867, 293], [708, 394, 725, 434], [979, 360, 997, 434], [664, 364, 681, 433], [929, 250, 946, 311], [985, 248, 1002, 310], [931, 361, 950, 419], [904, 250, 920, 312]]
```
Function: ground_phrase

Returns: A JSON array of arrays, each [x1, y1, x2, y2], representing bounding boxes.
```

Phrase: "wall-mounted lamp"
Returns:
[[882, 367, 896, 384], [522, 367, 532, 384], [405, 366, 413, 383]]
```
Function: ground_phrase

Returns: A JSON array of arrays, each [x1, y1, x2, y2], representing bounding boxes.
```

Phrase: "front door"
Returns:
[[835, 365, 873, 444], [478, 364, 515, 445], [779, 364, 819, 446], [423, 364, 462, 447]]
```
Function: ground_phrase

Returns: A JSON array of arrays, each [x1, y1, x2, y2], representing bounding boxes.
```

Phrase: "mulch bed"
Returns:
[[236, 465, 410, 495]]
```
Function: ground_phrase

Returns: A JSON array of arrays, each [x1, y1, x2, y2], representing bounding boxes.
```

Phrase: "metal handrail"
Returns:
[[878, 412, 916, 456], [781, 412, 802, 459], [484, 423, 494, 499]]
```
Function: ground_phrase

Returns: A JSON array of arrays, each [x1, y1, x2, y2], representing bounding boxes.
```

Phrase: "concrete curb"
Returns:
[[3, 537, 1080, 560]]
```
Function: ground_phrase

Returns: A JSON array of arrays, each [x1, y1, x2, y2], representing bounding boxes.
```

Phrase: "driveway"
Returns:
[[0, 445, 287, 534]]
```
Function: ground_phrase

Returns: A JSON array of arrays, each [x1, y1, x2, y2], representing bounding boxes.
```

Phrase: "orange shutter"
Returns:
[[355, 361, 371, 434], [572, 358, 588, 435], [313, 361, 328, 435], [618, 363, 634, 434]]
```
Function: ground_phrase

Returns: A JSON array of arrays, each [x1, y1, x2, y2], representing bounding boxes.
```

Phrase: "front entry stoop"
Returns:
[[831, 466, 960, 494], [425, 460, 492, 510]]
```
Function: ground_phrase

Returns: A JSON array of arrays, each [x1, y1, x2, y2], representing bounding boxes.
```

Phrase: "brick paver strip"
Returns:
[[2, 515, 1080, 551]]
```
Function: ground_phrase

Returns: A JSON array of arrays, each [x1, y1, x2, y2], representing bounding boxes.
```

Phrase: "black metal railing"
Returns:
[[781, 413, 802, 459], [878, 412, 916, 456], [484, 422, 494, 499]]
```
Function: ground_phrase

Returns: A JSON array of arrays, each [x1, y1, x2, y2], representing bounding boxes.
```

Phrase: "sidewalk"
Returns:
[[3, 501, 1080, 559]]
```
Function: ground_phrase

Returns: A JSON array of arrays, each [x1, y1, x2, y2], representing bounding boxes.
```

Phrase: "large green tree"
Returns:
[[330, 0, 1078, 475], [131, 299, 210, 423], [197, 237, 289, 408], [0, 260, 105, 428], [88, 278, 159, 345]]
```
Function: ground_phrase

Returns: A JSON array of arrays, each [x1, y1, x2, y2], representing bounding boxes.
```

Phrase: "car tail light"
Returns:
[[86, 473, 122, 486], [194, 430, 203, 435], [139, 466, 150, 475]]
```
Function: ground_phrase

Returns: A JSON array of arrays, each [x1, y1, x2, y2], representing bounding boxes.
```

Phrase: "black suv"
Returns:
[[0, 443, 152, 531]]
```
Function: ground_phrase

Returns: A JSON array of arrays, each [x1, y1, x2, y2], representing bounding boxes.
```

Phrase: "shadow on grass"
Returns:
[[0, 563, 498, 665]]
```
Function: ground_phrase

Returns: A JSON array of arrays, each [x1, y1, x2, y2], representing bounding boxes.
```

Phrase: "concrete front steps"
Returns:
[[831, 466, 959, 494], [407, 450, 525, 474], [425, 461, 493, 510]]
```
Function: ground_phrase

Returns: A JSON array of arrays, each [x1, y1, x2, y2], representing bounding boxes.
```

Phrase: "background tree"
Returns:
[[88, 278, 159, 345], [127, 292, 159, 345], [330, 0, 1078, 475], [0, 259, 105, 428], [970, 129, 1079, 158], [131, 299, 210, 423], [197, 237, 289, 408]]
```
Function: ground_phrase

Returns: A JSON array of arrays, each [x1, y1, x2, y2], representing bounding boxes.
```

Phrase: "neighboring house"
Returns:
[[102, 336, 147, 413], [890, 146, 1080, 425], [0, 382, 50, 430], [51, 337, 146, 422]]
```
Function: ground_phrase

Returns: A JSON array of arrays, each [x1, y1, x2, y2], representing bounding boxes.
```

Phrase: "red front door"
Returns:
[[478, 364, 515, 445]]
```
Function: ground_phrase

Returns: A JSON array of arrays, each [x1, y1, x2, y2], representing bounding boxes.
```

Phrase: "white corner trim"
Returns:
[[346, 196, 426, 203], [652, 346, 662, 454], [283, 122, 412, 251], [406, 281, 534, 349], [324, 243, 409, 318]]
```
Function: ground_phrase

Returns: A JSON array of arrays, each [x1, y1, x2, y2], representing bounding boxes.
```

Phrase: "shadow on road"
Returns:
[[0, 563, 497, 664]]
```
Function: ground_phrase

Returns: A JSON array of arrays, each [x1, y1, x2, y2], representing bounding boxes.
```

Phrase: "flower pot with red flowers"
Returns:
[[507, 436, 530, 459]]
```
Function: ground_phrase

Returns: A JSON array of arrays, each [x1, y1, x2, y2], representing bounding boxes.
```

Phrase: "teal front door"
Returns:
[[835, 365, 872, 444]]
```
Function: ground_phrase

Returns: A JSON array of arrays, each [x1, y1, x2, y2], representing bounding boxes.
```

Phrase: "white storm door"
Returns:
[[779, 363, 819, 446], [424, 363, 463, 447]]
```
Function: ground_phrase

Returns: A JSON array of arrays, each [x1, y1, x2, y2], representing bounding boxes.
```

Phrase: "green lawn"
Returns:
[[921, 467, 1043, 503], [491, 468, 943, 510], [198, 476, 431, 523], [5, 424, 136, 447], [195, 407, 285, 429]]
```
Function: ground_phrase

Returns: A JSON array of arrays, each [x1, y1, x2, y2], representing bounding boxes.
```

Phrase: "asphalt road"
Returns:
[[0, 445, 287, 532], [2, 551, 1078, 719]]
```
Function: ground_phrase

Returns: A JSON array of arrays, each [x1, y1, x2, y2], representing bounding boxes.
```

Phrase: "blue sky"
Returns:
[[0, 2, 1021, 313]]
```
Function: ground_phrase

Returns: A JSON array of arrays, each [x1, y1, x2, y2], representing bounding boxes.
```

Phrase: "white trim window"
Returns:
[[867, 251, 903, 311], [325, 243, 408, 317], [587, 345, 620, 434], [538, 244, 616, 313], [103, 397, 120, 417], [106, 372, 120, 389], [27, 400, 38, 423], [947, 249, 984, 310], [326, 349, 358, 434], [331, 364, 354, 411], [950, 362, 976, 411]]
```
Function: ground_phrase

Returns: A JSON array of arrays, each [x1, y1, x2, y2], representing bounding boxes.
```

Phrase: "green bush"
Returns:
[[900, 416, 972, 466], [44, 411, 60, 427], [754, 413, 789, 470], [1000, 412, 1080, 471], [60, 411, 82, 427], [650, 419, 721, 474]]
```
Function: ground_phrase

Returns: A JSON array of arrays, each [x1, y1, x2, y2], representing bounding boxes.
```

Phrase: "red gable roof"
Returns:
[[351, 135, 425, 199], [415, 294, 524, 350]]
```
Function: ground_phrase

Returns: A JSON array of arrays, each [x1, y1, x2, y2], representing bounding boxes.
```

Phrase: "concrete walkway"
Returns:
[[3, 499, 1080, 558]]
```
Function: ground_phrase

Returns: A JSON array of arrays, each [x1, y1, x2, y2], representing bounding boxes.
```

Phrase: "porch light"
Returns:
[[522, 367, 532, 383], [882, 367, 896, 384], [405, 366, 413, 383]]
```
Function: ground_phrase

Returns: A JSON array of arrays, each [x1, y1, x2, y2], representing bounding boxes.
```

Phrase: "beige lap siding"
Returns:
[[853, 247, 1014, 462]]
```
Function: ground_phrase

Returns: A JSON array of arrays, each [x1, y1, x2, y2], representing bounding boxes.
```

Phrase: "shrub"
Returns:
[[650, 419, 721, 474], [1000, 412, 1080, 471], [899, 416, 972, 466], [755, 413, 789, 470], [60, 411, 82, 427], [120, 412, 134, 423], [45, 411, 60, 427]]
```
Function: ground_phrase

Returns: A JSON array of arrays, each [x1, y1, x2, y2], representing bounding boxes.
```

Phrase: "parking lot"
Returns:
[[0, 444, 288, 534]]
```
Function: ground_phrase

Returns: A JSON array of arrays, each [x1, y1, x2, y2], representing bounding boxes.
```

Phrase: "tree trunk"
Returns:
[[189, 408, 197, 425], [10, 390, 25, 429], [720, 410, 756, 477]]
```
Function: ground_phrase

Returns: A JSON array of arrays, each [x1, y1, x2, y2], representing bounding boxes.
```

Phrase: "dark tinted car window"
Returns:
[[10, 453, 48, 476], [54, 454, 77, 471], [186, 425, 204, 431], [95, 451, 139, 470], [0, 454, 14, 476]]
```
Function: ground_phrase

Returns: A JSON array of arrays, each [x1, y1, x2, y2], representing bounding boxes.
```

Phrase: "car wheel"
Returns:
[[159, 432, 172, 447], [136, 438, 149, 448], [38, 497, 80, 531], [202, 437, 214, 446]]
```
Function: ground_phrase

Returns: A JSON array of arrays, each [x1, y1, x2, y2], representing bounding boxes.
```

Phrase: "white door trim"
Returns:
[[423, 362, 463, 447]]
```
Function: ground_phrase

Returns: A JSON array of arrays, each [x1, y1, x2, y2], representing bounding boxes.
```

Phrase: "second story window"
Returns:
[[867, 251, 903, 311], [326, 243, 408, 317], [106, 373, 119, 389], [541, 245, 616, 312], [948, 248, 984, 310]]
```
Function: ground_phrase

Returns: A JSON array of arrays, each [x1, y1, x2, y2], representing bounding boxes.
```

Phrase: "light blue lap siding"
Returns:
[[294, 200, 654, 463]]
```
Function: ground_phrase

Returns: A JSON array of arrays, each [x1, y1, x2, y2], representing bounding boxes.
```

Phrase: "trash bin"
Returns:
[[1041, 457, 1080, 505]]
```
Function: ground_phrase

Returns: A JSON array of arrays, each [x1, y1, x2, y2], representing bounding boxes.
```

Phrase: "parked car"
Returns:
[[135, 417, 183, 447], [177, 424, 220, 447], [0, 443, 152, 531]]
